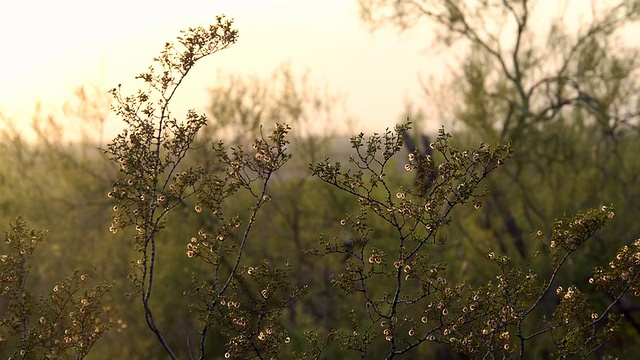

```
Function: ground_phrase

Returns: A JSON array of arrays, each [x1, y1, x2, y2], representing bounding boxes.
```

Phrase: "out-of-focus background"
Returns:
[[0, 0, 438, 140], [2, 0, 640, 358]]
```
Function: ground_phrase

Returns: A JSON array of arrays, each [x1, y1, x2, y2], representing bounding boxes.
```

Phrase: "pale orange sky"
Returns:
[[0, 0, 437, 140], [1, 1, 636, 141]]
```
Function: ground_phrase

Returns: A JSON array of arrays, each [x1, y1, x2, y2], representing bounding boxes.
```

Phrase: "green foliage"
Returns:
[[2, 3, 640, 359], [0, 218, 111, 359], [360, 1, 640, 356], [307, 125, 512, 358]]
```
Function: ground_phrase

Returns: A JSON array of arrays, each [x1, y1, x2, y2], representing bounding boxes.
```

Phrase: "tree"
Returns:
[[3, 11, 640, 359], [102, 15, 640, 358], [359, 1, 640, 354], [0, 218, 111, 359]]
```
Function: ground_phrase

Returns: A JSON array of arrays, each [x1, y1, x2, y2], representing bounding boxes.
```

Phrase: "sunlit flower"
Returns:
[[194, 205, 202, 213]]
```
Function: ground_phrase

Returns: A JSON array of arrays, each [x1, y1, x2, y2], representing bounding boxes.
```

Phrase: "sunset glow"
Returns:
[[0, 0, 431, 138]]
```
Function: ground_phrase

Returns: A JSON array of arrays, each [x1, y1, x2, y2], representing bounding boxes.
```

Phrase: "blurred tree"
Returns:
[[5, 10, 640, 359], [359, 0, 640, 356], [0, 87, 148, 358]]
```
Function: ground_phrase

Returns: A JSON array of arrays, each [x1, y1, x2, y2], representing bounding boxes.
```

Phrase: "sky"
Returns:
[[2, 1, 637, 142], [0, 0, 440, 141]]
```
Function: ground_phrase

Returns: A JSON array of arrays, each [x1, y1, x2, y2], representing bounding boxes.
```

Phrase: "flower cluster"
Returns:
[[310, 124, 516, 357], [591, 238, 640, 296], [0, 219, 112, 359]]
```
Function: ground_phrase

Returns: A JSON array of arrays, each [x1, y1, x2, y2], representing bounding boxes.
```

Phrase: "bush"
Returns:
[[2, 13, 640, 360]]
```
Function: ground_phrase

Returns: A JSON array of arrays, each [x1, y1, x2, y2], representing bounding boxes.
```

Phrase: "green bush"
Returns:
[[2, 6, 640, 359]]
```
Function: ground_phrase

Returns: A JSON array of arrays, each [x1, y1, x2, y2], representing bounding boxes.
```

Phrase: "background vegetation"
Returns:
[[1, 1, 640, 358]]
